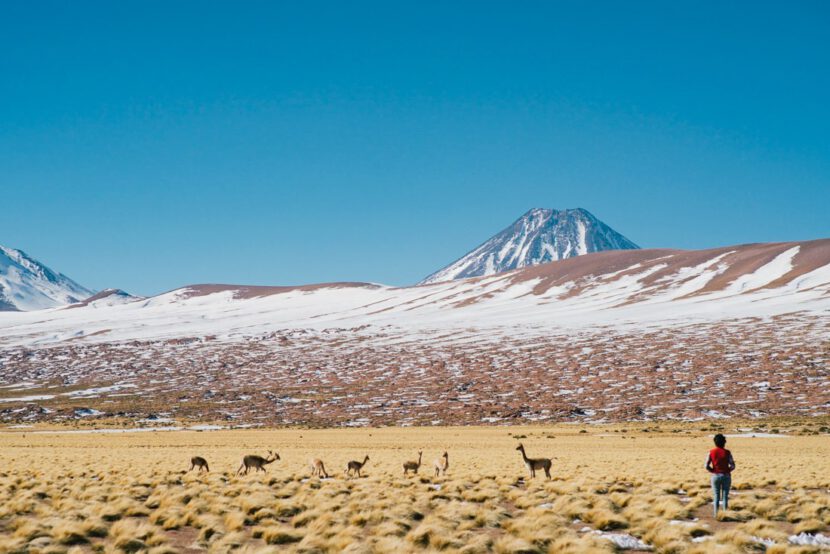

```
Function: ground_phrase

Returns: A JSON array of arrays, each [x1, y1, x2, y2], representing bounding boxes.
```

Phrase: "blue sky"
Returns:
[[1, 1, 828, 295]]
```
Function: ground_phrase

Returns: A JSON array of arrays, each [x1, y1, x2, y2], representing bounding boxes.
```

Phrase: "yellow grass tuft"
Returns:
[[260, 525, 304, 545]]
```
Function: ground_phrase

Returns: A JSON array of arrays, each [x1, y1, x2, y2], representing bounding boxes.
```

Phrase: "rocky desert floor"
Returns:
[[1, 315, 828, 426]]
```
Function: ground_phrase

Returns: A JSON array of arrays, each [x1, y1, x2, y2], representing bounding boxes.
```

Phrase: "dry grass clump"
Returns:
[[492, 535, 542, 554], [406, 519, 458, 549], [716, 509, 755, 522], [206, 530, 249, 552], [110, 518, 168, 552], [260, 524, 304, 545], [640, 521, 693, 553], [793, 518, 825, 534], [223, 509, 248, 531], [0, 422, 828, 552], [739, 518, 789, 542], [584, 506, 629, 531], [548, 533, 615, 553], [50, 519, 94, 545]]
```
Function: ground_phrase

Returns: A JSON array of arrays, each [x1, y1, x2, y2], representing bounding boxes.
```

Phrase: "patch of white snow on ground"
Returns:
[[789, 533, 830, 547], [0, 394, 56, 402], [591, 531, 653, 550], [74, 408, 104, 417], [0, 382, 38, 390], [5, 425, 226, 435], [669, 520, 700, 526], [726, 433, 790, 438], [751, 536, 778, 548], [64, 384, 137, 397]]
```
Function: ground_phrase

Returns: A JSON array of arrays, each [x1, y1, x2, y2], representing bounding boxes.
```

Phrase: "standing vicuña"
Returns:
[[237, 450, 279, 475], [310, 458, 329, 478], [433, 451, 449, 476], [346, 455, 369, 478], [403, 450, 422, 475], [516, 443, 552, 479], [189, 456, 209, 473]]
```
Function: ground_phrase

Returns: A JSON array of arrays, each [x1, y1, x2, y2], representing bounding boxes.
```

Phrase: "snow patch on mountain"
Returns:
[[420, 208, 639, 284], [0, 245, 94, 311]]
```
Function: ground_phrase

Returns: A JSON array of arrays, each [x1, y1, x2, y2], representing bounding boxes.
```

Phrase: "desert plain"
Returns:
[[1, 420, 829, 553]]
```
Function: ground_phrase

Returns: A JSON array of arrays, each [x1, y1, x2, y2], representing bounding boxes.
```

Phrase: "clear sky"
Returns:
[[1, 1, 828, 296]]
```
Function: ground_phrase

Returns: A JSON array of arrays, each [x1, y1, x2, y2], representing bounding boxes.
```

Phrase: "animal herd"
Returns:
[[188, 443, 551, 479]]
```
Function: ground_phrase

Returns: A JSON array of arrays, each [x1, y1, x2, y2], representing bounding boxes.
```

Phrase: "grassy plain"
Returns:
[[0, 420, 829, 553]]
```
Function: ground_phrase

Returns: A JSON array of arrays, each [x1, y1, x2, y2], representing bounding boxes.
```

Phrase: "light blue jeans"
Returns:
[[711, 474, 731, 516]]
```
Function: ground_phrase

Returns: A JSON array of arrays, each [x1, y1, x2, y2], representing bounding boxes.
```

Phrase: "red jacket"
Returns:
[[707, 447, 735, 475]]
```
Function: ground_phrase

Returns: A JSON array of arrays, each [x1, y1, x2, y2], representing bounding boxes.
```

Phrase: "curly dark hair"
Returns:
[[713, 433, 727, 448]]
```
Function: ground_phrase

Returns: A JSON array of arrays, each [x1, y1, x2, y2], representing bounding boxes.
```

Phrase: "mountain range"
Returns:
[[1, 208, 641, 311], [1, 237, 828, 425], [0, 238, 828, 345]]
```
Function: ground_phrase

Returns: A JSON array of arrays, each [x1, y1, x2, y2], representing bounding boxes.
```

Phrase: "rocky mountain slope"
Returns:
[[0, 245, 93, 311]]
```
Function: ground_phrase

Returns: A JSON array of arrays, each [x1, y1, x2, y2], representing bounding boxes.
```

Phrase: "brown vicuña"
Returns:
[[516, 443, 552, 479], [309, 458, 329, 478], [346, 455, 369, 478], [402, 450, 422, 475], [433, 451, 449, 477], [189, 456, 209, 473], [237, 450, 279, 475]]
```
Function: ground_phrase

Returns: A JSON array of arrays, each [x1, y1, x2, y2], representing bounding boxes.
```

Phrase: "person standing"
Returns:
[[706, 433, 736, 517]]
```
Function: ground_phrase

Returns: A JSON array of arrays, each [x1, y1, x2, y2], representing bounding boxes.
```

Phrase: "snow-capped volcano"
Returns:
[[0, 245, 94, 311], [420, 208, 639, 284]]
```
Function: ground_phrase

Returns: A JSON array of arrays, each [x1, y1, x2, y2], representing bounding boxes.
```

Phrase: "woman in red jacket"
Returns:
[[706, 433, 736, 517]]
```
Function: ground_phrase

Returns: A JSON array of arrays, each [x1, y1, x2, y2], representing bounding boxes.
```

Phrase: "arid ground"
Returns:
[[3, 314, 829, 427], [1, 420, 829, 553]]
